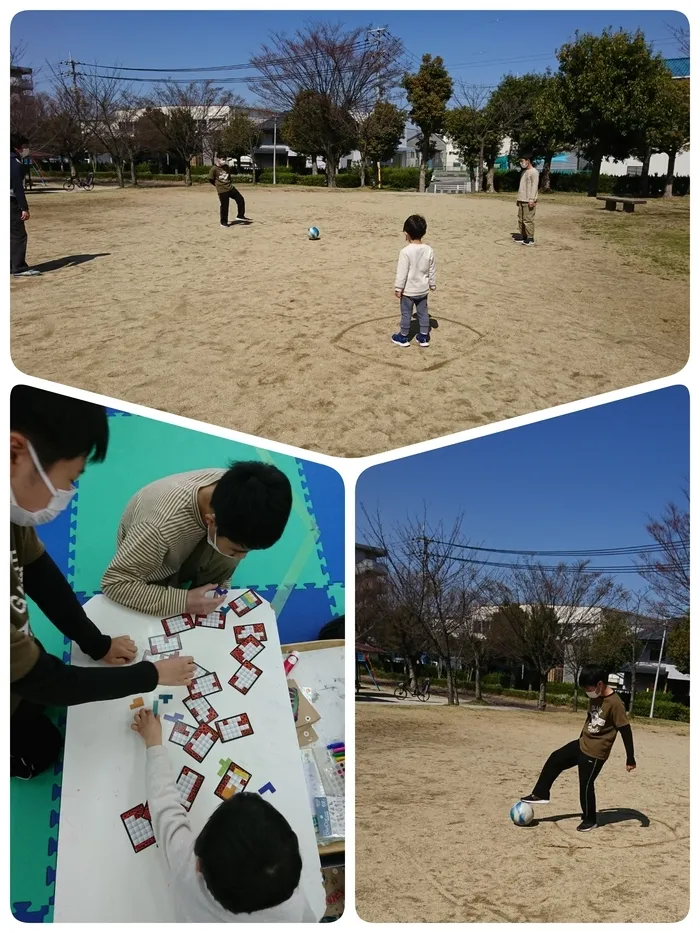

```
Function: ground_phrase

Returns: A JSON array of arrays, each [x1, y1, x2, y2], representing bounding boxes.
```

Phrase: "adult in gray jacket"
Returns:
[[516, 153, 540, 247], [10, 133, 41, 277]]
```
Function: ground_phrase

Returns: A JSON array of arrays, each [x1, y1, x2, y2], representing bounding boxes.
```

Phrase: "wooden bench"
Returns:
[[596, 196, 647, 213]]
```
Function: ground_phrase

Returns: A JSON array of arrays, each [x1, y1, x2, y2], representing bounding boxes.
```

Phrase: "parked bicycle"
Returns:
[[63, 172, 95, 191], [394, 678, 431, 702]]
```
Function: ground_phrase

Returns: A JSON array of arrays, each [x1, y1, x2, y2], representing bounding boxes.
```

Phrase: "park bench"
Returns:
[[596, 195, 647, 213]]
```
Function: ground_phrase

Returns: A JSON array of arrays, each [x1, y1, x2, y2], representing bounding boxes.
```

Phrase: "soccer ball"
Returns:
[[307, 226, 320, 240], [510, 800, 534, 826]]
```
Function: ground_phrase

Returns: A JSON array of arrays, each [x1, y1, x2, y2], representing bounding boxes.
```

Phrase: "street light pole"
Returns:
[[649, 622, 667, 719], [273, 118, 277, 185]]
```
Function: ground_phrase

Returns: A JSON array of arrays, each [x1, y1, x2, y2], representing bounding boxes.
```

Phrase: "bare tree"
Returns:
[[251, 22, 404, 113], [47, 67, 96, 178], [146, 81, 232, 185], [635, 491, 690, 617], [495, 561, 619, 710], [665, 21, 690, 56]]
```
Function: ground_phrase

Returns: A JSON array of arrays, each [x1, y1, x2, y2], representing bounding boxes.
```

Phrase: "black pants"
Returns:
[[218, 188, 246, 225], [532, 739, 606, 823], [10, 198, 29, 273], [10, 698, 64, 779]]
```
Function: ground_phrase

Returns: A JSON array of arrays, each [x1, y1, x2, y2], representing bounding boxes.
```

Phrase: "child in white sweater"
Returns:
[[131, 708, 318, 922], [392, 214, 436, 348]]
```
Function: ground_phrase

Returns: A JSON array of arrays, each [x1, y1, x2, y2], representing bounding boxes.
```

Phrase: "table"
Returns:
[[54, 592, 325, 922], [282, 639, 345, 857]]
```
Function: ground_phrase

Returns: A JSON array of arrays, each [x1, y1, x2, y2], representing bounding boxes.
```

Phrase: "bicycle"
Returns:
[[63, 172, 95, 192], [394, 678, 431, 702]]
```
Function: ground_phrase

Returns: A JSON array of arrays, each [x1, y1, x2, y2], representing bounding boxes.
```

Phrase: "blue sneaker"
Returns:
[[391, 333, 410, 347], [415, 333, 430, 348]]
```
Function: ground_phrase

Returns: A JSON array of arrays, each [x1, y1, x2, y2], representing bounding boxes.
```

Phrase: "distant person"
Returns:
[[520, 667, 636, 832], [391, 214, 436, 348], [131, 707, 318, 920], [10, 386, 194, 779], [10, 133, 41, 277], [516, 153, 540, 246], [102, 462, 293, 618], [208, 157, 251, 228]]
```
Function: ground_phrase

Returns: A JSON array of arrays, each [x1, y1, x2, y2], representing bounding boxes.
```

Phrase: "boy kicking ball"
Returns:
[[131, 708, 317, 921], [521, 667, 636, 833], [391, 214, 436, 348]]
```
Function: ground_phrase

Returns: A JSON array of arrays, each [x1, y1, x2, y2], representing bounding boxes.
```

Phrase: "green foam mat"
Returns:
[[70, 415, 329, 597]]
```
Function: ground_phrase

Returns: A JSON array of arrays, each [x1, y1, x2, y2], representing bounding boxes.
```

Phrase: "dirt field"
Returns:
[[11, 184, 688, 457], [356, 700, 689, 922]]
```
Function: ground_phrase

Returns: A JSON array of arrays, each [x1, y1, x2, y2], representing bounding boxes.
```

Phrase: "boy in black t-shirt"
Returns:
[[520, 668, 636, 832]]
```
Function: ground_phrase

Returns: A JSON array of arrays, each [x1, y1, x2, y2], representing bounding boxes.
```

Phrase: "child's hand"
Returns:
[[131, 708, 163, 748], [430, 286, 436, 291], [626, 762, 636, 772], [395, 289, 403, 299]]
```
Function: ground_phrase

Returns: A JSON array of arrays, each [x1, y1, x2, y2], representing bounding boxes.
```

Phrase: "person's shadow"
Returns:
[[531, 807, 651, 829], [407, 314, 440, 340], [31, 253, 110, 273]]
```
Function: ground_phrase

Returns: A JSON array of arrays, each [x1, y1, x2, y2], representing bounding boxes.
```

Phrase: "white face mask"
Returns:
[[20, 147, 30, 158], [10, 440, 77, 526], [585, 688, 601, 699], [207, 524, 228, 556]]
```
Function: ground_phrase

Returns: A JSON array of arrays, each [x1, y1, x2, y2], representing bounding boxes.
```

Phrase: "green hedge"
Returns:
[[494, 169, 690, 197], [298, 174, 327, 187], [630, 695, 689, 721], [370, 166, 433, 190], [259, 169, 298, 184], [335, 172, 361, 188]]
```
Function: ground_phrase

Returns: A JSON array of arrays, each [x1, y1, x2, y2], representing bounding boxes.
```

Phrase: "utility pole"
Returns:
[[367, 26, 388, 189]]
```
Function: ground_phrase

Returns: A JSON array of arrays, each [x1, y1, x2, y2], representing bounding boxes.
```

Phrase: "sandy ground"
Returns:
[[11, 185, 688, 457], [356, 699, 689, 922]]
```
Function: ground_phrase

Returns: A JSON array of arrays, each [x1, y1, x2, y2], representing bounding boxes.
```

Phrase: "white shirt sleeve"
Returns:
[[145, 745, 198, 883], [428, 248, 437, 289], [394, 249, 409, 291]]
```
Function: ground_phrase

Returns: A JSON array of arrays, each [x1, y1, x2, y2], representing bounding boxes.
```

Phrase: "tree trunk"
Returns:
[[485, 161, 495, 193], [541, 154, 553, 192], [587, 151, 602, 197], [419, 142, 427, 193], [445, 665, 458, 705], [68, 156, 77, 180], [115, 162, 124, 188], [474, 660, 482, 702], [359, 160, 366, 187], [311, 157, 318, 176], [640, 150, 651, 197], [537, 679, 547, 711], [157, 157, 164, 174], [572, 681, 580, 712], [326, 155, 337, 188], [129, 156, 137, 187], [468, 164, 476, 193], [184, 163, 192, 187], [663, 150, 677, 199], [405, 656, 418, 694], [477, 142, 485, 192]]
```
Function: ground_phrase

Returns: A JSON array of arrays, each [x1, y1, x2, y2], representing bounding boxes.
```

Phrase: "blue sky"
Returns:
[[12, 8, 689, 99], [356, 387, 689, 596]]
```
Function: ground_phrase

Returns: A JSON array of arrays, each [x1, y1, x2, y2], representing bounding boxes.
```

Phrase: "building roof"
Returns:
[[355, 543, 387, 559], [664, 57, 690, 78]]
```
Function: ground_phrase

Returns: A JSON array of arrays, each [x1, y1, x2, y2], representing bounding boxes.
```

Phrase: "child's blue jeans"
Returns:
[[400, 294, 429, 336]]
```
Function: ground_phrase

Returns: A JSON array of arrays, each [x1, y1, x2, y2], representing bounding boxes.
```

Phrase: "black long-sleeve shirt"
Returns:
[[11, 536, 158, 709], [10, 151, 28, 212]]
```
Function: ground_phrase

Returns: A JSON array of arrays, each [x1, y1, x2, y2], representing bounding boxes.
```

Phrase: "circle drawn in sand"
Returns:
[[546, 809, 687, 851], [332, 315, 484, 373]]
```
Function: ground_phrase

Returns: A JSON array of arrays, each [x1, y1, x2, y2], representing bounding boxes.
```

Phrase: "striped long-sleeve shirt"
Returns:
[[101, 469, 238, 617]]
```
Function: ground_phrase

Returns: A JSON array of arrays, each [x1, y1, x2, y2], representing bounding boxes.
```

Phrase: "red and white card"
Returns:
[[120, 804, 156, 853], [233, 622, 268, 644], [161, 613, 196, 636], [184, 695, 218, 725], [228, 661, 263, 695], [231, 634, 265, 664], [184, 723, 219, 763], [188, 672, 222, 700]]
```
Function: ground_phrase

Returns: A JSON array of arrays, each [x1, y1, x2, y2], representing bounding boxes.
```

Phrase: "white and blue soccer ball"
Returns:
[[510, 800, 534, 826], [307, 226, 320, 240]]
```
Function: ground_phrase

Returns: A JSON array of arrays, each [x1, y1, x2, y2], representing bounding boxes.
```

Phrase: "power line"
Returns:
[[426, 552, 688, 574], [425, 538, 688, 558]]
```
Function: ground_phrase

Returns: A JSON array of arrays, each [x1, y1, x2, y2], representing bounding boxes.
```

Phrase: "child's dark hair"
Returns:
[[579, 667, 609, 688], [210, 461, 292, 550], [318, 615, 344, 640], [403, 214, 427, 240], [194, 792, 302, 914], [11, 132, 29, 151], [10, 385, 109, 468]]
